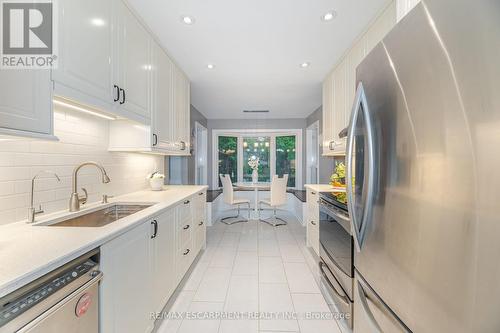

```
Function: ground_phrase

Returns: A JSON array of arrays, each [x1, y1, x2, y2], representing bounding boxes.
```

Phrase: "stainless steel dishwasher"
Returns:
[[0, 249, 102, 333]]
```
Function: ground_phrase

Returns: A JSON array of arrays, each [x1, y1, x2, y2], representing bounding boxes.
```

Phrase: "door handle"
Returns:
[[184, 200, 190, 205], [183, 224, 190, 230], [152, 134, 158, 146], [113, 85, 120, 102], [311, 221, 316, 226], [151, 220, 158, 239], [357, 280, 383, 333], [183, 249, 190, 256], [119, 88, 125, 104], [198, 221, 204, 226], [347, 82, 376, 252]]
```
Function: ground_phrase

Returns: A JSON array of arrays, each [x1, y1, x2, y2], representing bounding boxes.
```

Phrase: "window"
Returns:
[[243, 137, 271, 182], [276, 136, 296, 187], [218, 136, 237, 187], [214, 130, 302, 189]]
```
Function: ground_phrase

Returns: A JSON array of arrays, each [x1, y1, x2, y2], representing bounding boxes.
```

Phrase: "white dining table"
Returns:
[[234, 182, 271, 213]]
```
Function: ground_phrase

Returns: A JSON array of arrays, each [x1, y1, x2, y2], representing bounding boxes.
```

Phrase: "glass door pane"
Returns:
[[276, 135, 296, 187], [218, 136, 238, 187], [243, 137, 270, 182]]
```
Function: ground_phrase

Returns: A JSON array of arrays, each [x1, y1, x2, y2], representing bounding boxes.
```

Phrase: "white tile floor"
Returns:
[[157, 211, 342, 333]]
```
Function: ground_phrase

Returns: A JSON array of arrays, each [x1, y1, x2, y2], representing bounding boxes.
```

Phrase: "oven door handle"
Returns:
[[319, 262, 350, 306], [320, 199, 350, 224]]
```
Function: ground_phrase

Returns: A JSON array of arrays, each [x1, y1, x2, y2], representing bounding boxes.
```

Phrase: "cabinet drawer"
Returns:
[[177, 220, 192, 250], [177, 198, 193, 223], [176, 244, 194, 281]]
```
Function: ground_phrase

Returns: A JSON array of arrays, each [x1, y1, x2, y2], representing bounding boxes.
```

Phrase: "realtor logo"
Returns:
[[1, 0, 57, 69]]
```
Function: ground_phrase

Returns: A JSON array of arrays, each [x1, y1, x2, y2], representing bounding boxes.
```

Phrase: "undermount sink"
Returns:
[[40, 204, 154, 228]]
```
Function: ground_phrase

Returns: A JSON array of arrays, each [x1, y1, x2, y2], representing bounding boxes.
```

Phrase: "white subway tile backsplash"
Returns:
[[0, 108, 163, 225]]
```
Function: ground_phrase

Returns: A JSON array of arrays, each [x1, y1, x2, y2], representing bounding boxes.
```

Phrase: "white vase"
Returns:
[[252, 169, 258, 184], [149, 178, 164, 191]]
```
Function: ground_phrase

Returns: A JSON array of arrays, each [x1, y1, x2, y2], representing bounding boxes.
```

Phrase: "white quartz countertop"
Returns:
[[304, 184, 346, 193], [0, 185, 208, 298]]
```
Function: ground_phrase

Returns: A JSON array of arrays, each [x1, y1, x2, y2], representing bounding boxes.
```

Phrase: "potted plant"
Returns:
[[248, 156, 260, 184], [147, 172, 165, 191]]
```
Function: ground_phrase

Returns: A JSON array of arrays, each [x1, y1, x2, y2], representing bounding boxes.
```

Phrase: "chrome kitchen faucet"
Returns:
[[69, 162, 110, 212], [28, 171, 61, 223]]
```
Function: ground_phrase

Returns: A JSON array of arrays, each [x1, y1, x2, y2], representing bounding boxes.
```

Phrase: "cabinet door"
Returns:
[[152, 209, 176, 312], [0, 69, 52, 136], [322, 73, 334, 155], [100, 221, 153, 333], [152, 42, 175, 150], [53, 0, 113, 107], [332, 60, 347, 141], [114, 0, 151, 122], [173, 66, 190, 154], [345, 40, 366, 127]]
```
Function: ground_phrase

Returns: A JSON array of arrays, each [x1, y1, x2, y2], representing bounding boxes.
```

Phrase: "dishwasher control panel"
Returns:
[[0, 259, 97, 327]]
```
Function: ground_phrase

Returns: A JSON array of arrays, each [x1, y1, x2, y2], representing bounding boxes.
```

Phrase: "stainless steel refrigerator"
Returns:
[[346, 0, 500, 332]]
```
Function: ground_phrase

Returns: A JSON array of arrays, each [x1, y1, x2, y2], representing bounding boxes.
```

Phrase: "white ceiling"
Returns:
[[126, 0, 389, 119]]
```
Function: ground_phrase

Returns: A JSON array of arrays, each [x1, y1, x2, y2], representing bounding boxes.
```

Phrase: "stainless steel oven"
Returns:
[[318, 193, 353, 330]]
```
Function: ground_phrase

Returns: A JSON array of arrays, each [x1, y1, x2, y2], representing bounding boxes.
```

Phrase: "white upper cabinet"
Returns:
[[52, 0, 113, 110], [151, 41, 174, 150], [322, 1, 396, 156], [397, 0, 421, 22], [173, 66, 191, 152], [113, 0, 151, 123], [108, 41, 191, 155], [0, 70, 54, 139]]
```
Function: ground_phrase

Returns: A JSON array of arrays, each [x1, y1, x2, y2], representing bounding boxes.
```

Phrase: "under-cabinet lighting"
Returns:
[[53, 99, 117, 120]]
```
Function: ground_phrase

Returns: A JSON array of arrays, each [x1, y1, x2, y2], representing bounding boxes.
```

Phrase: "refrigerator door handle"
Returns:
[[357, 280, 383, 333], [346, 82, 376, 252]]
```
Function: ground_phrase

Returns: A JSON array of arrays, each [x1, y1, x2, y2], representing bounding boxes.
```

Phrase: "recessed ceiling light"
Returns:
[[321, 11, 337, 22], [300, 62, 310, 68], [181, 16, 195, 25], [207, 64, 215, 69]]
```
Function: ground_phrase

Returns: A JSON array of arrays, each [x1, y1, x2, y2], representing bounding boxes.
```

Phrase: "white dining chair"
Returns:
[[219, 174, 251, 225], [258, 174, 289, 227]]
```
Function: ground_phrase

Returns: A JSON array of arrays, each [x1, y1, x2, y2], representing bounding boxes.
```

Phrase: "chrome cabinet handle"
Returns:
[[184, 200, 190, 205], [183, 224, 190, 230], [319, 262, 350, 306], [198, 221, 204, 226], [183, 249, 190, 256], [152, 134, 158, 146], [180, 141, 186, 150], [311, 221, 316, 226], [311, 191, 317, 195], [199, 192, 204, 196], [357, 280, 382, 333]]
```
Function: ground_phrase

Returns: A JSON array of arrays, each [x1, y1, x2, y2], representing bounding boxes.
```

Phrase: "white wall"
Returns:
[[0, 107, 164, 225]]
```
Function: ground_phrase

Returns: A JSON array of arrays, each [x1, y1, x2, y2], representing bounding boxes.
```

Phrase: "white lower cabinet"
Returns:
[[151, 209, 176, 313], [100, 191, 206, 333], [100, 220, 153, 333], [306, 189, 320, 256]]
